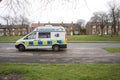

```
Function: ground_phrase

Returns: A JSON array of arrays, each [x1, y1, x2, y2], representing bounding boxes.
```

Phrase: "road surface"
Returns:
[[0, 43, 120, 63], [0, 43, 120, 48]]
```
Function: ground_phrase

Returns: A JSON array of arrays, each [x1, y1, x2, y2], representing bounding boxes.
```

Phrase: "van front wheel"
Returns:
[[52, 45, 60, 51], [18, 45, 25, 51]]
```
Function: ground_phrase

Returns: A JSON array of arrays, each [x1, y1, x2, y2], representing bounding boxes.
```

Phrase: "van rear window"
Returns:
[[38, 32, 50, 38]]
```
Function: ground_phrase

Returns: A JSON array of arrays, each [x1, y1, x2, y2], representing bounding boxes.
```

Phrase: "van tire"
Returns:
[[52, 45, 60, 51], [18, 45, 25, 51]]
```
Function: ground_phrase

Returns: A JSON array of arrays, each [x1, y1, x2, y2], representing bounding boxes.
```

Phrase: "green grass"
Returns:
[[0, 35, 120, 42], [0, 36, 23, 42], [67, 35, 120, 42], [0, 63, 120, 80], [103, 48, 120, 53]]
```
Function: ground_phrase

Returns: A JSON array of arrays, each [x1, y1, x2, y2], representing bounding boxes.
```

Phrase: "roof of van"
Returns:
[[33, 25, 66, 32]]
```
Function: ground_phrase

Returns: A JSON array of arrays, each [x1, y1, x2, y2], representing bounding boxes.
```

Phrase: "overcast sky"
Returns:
[[28, 0, 110, 23], [0, 0, 116, 23]]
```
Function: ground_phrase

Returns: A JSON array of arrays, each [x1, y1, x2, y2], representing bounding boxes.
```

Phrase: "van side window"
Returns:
[[38, 32, 50, 38], [24, 32, 36, 39]]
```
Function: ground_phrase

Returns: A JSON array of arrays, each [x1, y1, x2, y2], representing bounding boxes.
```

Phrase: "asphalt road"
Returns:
[[0, 43, 120, 63], [0, 42, 120, 48]]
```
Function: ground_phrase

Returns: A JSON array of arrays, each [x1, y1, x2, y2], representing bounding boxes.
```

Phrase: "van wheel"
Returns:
[[18, 45, 25, 51], [52, 45, 60, 51]]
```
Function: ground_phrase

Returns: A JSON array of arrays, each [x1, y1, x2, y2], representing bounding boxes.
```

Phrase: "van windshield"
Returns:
[[24, 32, 36, 39]]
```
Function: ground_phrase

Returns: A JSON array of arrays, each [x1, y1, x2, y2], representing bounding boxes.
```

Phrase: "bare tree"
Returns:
[[107, 0, 120, 36], [90, 12, 101, 35], [0, 15, 13, 36], [89, 0, 120, 36], [116, 8, 120, 35], [0, 0, 71, 15], [19, 15, 30, 34], [104, 14, 112, 35], [90, 11, 109, 36], [0, 0, 29, 15], [98, 12, 107, 36], [76, 19, 85, 34]]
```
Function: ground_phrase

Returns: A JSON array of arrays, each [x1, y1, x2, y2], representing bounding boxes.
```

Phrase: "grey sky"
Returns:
[[0, 0, 117, 24]]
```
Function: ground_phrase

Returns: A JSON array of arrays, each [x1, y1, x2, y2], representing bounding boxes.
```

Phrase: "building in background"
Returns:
[[86, 22, 120, 35], [31, 22, 81, 35], [0, 22, 82, 36], [0, 24, 30, 36]]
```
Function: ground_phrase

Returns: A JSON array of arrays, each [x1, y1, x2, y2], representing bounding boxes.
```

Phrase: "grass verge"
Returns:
[[103, 48, 120, 53], [0, 36, 23, 42], [0, 35, 120, 42], [67, 35, 120, 42], [0, 63, 120, 80]]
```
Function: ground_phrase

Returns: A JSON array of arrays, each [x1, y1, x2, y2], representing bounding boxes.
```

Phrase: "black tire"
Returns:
[[18, 45, 25, 51], [52, 45, 60, 51]]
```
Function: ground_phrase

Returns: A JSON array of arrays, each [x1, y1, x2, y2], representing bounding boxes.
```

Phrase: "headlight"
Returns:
[[15, 42, 19, 45]]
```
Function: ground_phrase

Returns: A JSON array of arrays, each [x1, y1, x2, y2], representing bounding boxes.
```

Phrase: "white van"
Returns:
[[15, 25, 67, 51]]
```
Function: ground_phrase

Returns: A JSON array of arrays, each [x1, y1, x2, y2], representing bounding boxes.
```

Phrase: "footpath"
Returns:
[[0, 47, 120, 63]]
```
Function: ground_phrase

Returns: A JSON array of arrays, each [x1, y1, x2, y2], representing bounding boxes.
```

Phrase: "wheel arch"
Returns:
[[52, 44, 60, 51], [52, 44, 60, 47], [18, 44, 26, 48]]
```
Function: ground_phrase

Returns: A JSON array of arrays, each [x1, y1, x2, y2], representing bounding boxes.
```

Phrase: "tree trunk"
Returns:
[[101, 28, 103, 37], [95, 24, 97, 34], [111, 25, 113, 37], [8, 28, 11, 36], [3, 29, 6, 36], [100, 25, 104, 37], [117, 9, 120, 35], [118, 24, 120, 35], [112, 9, 117, 35], [106, 25, 109, 35], [117, 18, 120, 35]]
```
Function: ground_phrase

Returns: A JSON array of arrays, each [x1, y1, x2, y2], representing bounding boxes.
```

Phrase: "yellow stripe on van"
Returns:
[[42, 40, 47, 45], [62, 40, 67, 44], [34, 41, 38, 45], [52, 40, 57, 44], [25, 41, 29, 46]]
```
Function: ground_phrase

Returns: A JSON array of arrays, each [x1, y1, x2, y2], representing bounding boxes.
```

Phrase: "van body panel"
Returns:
[[15, 25, 67, 51]]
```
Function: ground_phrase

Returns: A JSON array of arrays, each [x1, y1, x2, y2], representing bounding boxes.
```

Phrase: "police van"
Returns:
[[15, 25, 67, 51]]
